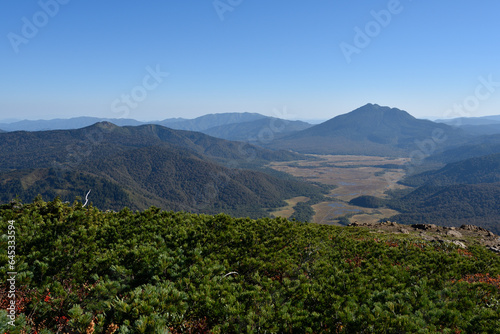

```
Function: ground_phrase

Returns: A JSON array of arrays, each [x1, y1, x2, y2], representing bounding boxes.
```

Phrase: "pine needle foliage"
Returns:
[[1, 199, 499, 333]]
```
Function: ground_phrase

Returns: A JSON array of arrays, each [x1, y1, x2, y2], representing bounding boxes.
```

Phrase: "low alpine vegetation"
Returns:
[[1, 198, 499, 333]]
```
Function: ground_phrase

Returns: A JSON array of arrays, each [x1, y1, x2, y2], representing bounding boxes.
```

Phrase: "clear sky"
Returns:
[[1, 0, 500, 122]]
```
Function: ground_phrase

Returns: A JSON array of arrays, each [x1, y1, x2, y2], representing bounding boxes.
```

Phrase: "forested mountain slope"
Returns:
[[351, 153, 500, 233], [269, 104, 467, 156], [0, 122, 301, 171], [0, 123, 323, 216], [402, 153, 500, 187], [158, 112, 267, 131], [388, 183, 500, 234], [427, 134, 500, 164]]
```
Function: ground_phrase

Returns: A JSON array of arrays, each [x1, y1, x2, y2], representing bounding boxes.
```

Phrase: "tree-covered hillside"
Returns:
[[0, 123, 323, 217], [0, 122, 302, 171], [388, 183, 500, 234], [1, 199, 499, 333], [347, 153, 500, 234], [401, 153, 500, 187], [0, 168, 134, 212], [0, 145, 326, 218], [427, 134, 500, 165]]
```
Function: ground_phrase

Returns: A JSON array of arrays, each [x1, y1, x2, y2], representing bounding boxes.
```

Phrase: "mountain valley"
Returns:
[[2, 104, 500, 333], [2, 103, 499, 234]]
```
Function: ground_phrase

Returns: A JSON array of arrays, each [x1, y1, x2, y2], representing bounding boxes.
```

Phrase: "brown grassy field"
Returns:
[[269, 155, 411, 225], [270, 196, 309, 218]]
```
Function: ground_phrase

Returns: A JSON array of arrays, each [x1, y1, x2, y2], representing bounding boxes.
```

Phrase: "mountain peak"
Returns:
[[352, 103, 413, 117], [271, 104, 466, 156], [92, 121, 120, 130], [361, 103, 381, 108]]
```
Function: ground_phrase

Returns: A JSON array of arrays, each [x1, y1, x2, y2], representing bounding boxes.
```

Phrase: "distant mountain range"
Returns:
[[0, 122, 304, 170], [0, 113, 269, 132], [202, 117, 311, 142], [0, 112, 312, 145], [269, 104, 468, 156], [435, 115, 500, 136], [157, 112, 268, 131], [0, 116, 144, 132], [4, 104, 487, 158], [0, 122, 325, 217], [436, 115, 500, 126], [3, 103, 500, 226]]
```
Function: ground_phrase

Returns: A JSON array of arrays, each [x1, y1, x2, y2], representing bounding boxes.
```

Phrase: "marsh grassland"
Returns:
[[270, 155, 411, 224]]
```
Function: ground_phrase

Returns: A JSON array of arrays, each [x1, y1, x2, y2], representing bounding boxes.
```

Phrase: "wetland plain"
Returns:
[[269, 155, 411, 225]]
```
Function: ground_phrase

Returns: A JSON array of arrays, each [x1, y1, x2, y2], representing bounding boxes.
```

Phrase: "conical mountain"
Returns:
[[270, 104, 468, 156]]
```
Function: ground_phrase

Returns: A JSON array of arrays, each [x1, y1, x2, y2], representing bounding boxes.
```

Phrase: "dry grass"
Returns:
[[271, 196, 309, 218], [269, 155, 411, 225], [312, 202, 364, 225], [349, 208, 401, 225], [20, 169, 47, 189]]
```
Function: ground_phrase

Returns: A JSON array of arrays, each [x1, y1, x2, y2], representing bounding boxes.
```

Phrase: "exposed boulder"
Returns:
[[399, 228, 410, 234], [447, 230, 463, 238], [460, 225, 490, 233], [412, 224, 437, 230], [452, 241, 467, 249]]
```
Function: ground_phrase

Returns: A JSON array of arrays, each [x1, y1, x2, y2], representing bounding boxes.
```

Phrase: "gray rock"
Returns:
[[452, 241, 467, 249], [460, 224, 489, 233], [420, 233, 435, 241], [489, 246, 500, 253], [447, 230, 463, 238], [412, 224, 437, 230]]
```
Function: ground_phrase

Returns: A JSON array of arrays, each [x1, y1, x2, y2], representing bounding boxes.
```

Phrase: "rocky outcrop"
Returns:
[[489, 245, 500, 253], [446, 230, 463, 238], [461, 225, 490, 233], [412, 224, 437, 230], [348, 221, 500, 254]]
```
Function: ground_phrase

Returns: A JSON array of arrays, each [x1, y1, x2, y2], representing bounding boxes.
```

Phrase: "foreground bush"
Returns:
[[1, 198, 499, 333]]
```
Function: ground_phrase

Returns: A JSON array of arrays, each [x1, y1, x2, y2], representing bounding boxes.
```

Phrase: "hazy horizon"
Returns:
[[1, 104, 500, 125], [2, 1, 500, 122]]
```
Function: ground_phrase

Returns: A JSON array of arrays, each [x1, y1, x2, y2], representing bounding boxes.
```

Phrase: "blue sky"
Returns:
[[1, 0, 499, 122]]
